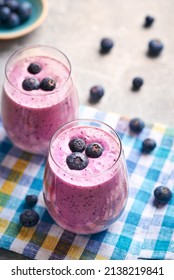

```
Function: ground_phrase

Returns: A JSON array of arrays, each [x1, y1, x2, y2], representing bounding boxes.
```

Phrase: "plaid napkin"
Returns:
[[0, 105, 174, 260]]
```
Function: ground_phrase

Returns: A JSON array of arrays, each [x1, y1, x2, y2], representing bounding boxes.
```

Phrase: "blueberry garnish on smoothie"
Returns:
[[19, 209, 40, 227], [40, 77, 56, 91], [66, 152, 89, 170], [22, 77, 40, 91], [69, 138, 86, 152], [85, 142, 104, 158], [27, 63, 42, 74]]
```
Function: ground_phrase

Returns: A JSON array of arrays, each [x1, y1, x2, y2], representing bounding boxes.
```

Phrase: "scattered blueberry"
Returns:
[[154, 186, 172, 205], [0, 0, 6, 7], [132, 77, 144, 91], [144, 15, 155, 27], [148, 39, 164, 56], [7, 12, 20, 27], [69, 138, 86, 153], [17, 1, 32, 22], [66, 152, 89, 170], [22, 77, 40, 91], [142, 138, 156, 153], [19, 209, 40, 227], [25, 194, 38, 207], [40, 77, 56, 91], [129, 117, 145, 133], [100, 38, 114, 53], [28, 63, 42, 74], [85, 142, 104, 158], [0, 6, 11, 21], [89, 85, 105, 103]]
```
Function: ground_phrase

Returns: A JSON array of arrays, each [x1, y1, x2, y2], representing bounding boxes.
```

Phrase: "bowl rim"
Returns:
[[0, 0, 48, 40]]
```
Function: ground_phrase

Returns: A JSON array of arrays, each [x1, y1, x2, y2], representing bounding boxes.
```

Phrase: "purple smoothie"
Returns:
[[43, 120, 129, 234], [1, 46, 78, 155]]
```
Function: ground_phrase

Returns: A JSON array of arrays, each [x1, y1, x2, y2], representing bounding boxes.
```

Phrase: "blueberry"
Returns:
[[129, 117, 145, 133], [0, 6, 11, 21], [69, 138, 86, 153], [142, 138, 156, 153], [40, 77, 56, 91], [0, 0, 5, 7], [100, 38, 114, 53], [148, 39, 164, 56], [154, 186, 172, 205], [22, 77, 40, 91], [17, 1, 32, 22], [28, 63, 42, 74], [89, 85, 105, 103], [66, 152, 89, 170], [132, 77, 144, 91], [7, 12, 20, 27], [19, 209, 40, 227], [144, 15, 155, 27], [6, 0, 20, 11], [25, 194, 38, 207], [85, 142, 104, 158]]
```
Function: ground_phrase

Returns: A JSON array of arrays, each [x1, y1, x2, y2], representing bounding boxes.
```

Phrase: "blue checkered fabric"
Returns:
[[0, 105, 174, 260]]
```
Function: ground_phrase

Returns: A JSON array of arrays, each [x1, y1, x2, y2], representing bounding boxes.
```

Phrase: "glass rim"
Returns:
[[49, 118, 123, 178], [5, 44, 72, 97]]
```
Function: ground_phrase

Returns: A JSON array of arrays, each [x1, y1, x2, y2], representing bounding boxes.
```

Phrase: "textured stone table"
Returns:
[[0, 0, 173, 259]]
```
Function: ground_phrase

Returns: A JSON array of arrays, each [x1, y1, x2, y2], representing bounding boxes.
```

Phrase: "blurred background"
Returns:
[[0, 0, 174, 126]]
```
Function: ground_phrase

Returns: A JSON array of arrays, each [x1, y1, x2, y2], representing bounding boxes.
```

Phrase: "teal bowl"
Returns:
[[0, 0, 48, 39]]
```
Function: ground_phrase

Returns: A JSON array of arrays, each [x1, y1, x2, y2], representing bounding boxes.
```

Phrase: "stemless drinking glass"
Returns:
[[1, 45, 79, 155], [43, 119, 129, 234]]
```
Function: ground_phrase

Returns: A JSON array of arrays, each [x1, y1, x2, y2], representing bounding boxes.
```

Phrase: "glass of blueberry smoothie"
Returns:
[[43, 119, 129, 234], [1, 45, 78, 155]]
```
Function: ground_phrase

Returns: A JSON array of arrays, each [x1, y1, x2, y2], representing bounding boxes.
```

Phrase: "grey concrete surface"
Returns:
[[0, 0, 173, 259], [0, 0, 174, 126]]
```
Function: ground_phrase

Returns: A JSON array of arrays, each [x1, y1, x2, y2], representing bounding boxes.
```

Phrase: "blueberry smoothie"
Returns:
[[43, 119, 129, 234], [1, 46, 78, 155]]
